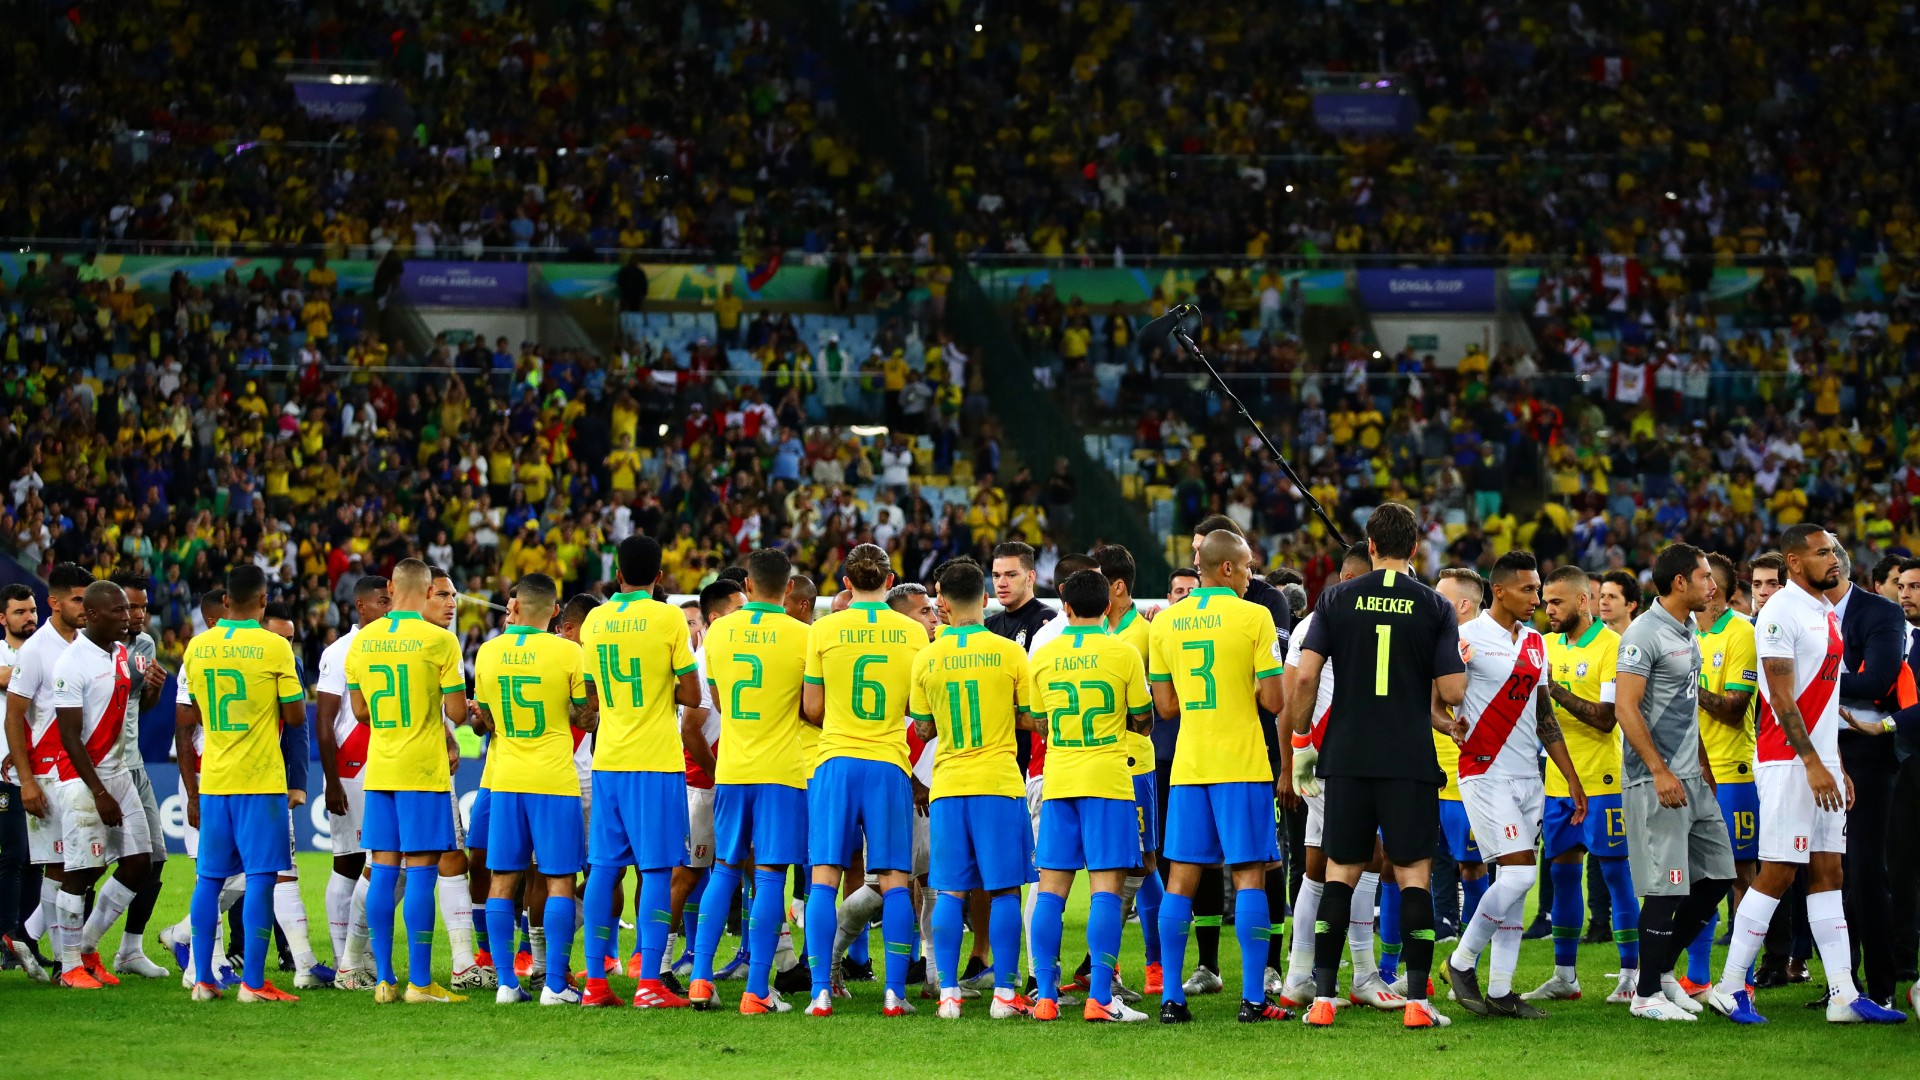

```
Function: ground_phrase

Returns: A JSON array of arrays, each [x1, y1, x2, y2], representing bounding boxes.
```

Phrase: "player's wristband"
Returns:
[[1290, 732, 1314, 750]]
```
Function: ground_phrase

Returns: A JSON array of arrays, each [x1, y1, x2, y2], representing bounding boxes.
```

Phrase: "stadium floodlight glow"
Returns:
[[1284, 184, 1294, 193], [850, 425, 889, 437], [1666, 191, 1678, 200], [658, 424, 670, 437], [1372, 350, 1382, 359], [975, 23, 983, 31]]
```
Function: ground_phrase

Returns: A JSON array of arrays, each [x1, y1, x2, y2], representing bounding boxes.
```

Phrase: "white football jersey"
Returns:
[[1456, 611, 1548, 780], [1753, 583, 1843, 766], [317, 627, 361, 747], [1285, 611, 1336, 748], [7, 621, 76, 780], [50, 634, 135, 781]]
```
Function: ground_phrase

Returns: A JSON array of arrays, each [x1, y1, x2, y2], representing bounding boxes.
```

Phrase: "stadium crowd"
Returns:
[[882, 0, 1920, 264], [0, 0, 913, 259]]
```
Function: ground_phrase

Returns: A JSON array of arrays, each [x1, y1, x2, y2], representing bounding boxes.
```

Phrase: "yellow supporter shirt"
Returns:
[[346, 611, 467, 792], [475, 626, 587, 797], [1697, 609, 1759, 784], [804, 601, 927, 773], [1147, 587, 1281, 785], [908, 625, 1030, 801], [1109, 607, 1157, 775], [581, 591, 697, 773], [1544, 619, 1621, 797], [1029, 625, 1151, 802], [705, 602, 811, 789], [1436, 729, 1462, 801], [184, 620, 304, 795]]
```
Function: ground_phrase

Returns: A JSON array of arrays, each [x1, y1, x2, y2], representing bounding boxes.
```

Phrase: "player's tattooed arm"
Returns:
[[1126, 709, 1153, 735], [913, 715, 937, 743], [1547, 680, 1616, 732], [1697, 686, 1753, 727], [1016, 708, 1048, 734], [1534, 683, 1565, 747], [1761, 657, 1816, 756]]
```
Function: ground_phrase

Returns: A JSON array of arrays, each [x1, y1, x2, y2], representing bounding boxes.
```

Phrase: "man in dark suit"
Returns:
[[1846, 557, 1920, 1011], [1827, 550, 1908, 1007]]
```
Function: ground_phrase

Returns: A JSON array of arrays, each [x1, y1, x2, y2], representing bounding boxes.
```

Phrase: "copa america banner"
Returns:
[[1311, 91, 1418, 135], [137, 761, 488, 855], [1356, 268, 1499, 312], [401, 260, 530, 307], [290, 79, 383, 122]]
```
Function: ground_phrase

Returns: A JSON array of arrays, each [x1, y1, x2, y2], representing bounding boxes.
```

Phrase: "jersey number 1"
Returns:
[[1374, 625, 1391, 696]]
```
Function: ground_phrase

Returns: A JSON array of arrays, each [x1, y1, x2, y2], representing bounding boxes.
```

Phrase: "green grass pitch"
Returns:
[[3, 854, 1905, 1078]]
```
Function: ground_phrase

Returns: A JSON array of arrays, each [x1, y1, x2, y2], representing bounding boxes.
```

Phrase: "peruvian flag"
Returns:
[[1590, 56, 1632, 86], [1589, 254, 1643, 314]]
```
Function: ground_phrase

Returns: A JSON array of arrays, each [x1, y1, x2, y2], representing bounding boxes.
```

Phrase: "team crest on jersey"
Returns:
[[1668, 869, 1684, 885], [1525, 645, 1542, 668], [1793, 835, 1808, 852], [1575, 661, 1589, 677], [1503, 824, 1520, 840], [1712, 651, 1724, 668], [0, 791, 8, 811]]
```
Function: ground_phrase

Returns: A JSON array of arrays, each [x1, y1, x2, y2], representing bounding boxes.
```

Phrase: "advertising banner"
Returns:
[[137, 760, 487, 855], [402, 260, 530, 307], [1311, 92, 1418, 135], [290, 80, 383, 122], [1357, 268, 1499, 312]]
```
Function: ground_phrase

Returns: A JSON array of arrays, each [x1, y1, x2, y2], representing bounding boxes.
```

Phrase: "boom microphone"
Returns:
[[1143, 303, 1348, 546], [1140, 303, 1198, 350]]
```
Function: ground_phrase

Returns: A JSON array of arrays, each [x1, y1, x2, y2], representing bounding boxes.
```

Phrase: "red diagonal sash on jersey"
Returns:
[[1310, 706, 1332, 750], [57, 644, 133, 781], [1756, 611, 1842, 763], [1459, 632, 1544, 778]]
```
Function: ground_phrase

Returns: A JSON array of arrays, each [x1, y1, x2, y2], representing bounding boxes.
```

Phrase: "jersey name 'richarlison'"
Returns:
[[1354, 595, 1417, 615]]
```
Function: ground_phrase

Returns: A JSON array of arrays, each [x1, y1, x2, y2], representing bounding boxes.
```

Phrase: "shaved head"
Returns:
[[1196, 530, 1251, 576]]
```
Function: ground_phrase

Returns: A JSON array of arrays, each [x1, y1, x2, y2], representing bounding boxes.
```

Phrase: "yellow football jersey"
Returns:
[[909, 625, 1030, 800], [1435, 728, 1462, 801], [1545, 620, 1622, 796], [1697, 609, 1759, 783], [475, 626, 587, 797], [706, 602, 811, 789], [346, 611, 467, 792], [1029, 626, 1151, 801], [804, 601, 927, 773], [1110, 607, 1157, 775], [580, 591, 697, 773], [184, 620, 304, 796], [1147, 587, 1282, 785]]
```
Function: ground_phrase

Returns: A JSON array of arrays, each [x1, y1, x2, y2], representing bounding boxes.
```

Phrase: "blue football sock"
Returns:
[[1378, 881, 1403, 981], [989, 893, 1021, 991], [485, 898, 520, 990], [805, 883, 837, 997], [881, 886, 913, 999], [746, 870, 785, 998], [242, 872, 275, 989], [402, 865, 437, 989], [1138, 869, 1164, 966], [473, 907, 490, 954], [516, 911, 531, 954], [933, 892, 965, 992], [681, 867, 707, 958], [1550, 861, 1584, 967], [581, 865, 617, 979], [543, 896, 575, 995], [1234, 888, 1270, 1003], [1462, 874, 1490, 928], [1088, 891, 1123, 1005], [367, 862, 401, 986], [190, 874, 222, 986], [1158, 891, 1194, 1006], [1032, 890, 1067, 1002], [693, 865, 742, 983], [1687, 913, 1717, 984], [635, 869, 671, 981], [1597, 856, 1640, 968]]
